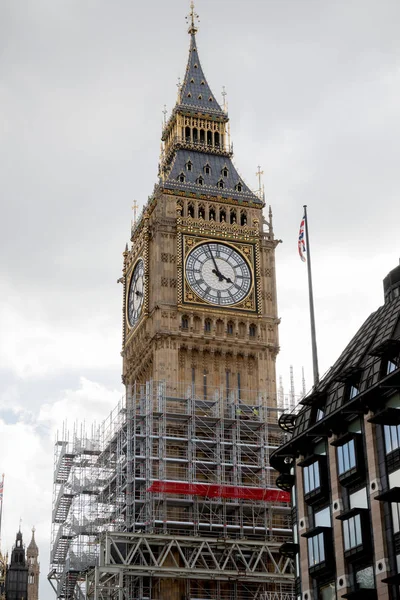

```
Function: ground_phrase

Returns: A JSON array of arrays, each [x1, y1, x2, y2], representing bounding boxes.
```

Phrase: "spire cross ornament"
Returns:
[[186, 1, 199, 35], [222, 86, 227, 111], [132, 200, 138, 224], [256, 166, 264, 197]]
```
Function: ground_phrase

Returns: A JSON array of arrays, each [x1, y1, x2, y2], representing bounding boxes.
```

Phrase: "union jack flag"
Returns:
[[298, 214, 306, 262]]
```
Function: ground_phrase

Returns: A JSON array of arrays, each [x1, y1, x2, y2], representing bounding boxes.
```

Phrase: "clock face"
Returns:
[[185, 242, 252, 306], [127, 259, 144, 327]]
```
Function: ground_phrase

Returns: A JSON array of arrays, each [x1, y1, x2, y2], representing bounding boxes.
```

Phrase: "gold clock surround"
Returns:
[[179, 234, 259, 313], [124, 227, 150, 345]]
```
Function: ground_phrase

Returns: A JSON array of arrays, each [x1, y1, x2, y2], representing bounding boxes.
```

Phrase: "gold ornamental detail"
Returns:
[[180, 234, 258, 313]]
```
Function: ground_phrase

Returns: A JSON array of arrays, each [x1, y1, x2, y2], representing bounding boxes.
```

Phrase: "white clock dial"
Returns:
[[127, 259, 144, 327], [185, 242, 252, 306]]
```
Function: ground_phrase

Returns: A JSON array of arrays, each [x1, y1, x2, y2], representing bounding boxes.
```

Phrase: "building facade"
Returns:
[[48, 7, 295, 600], [6, 531, 28, 600], [271, 264, 400, 599]]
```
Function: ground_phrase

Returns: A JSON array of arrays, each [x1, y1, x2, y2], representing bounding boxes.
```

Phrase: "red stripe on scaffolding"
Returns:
[[147, 482, 290, 503]]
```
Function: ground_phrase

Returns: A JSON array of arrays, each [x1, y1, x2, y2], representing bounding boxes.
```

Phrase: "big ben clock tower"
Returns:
[[122, 6, 280, 407]]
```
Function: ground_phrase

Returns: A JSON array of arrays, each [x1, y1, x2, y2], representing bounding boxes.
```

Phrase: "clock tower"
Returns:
[[122, 7, 280, 408]]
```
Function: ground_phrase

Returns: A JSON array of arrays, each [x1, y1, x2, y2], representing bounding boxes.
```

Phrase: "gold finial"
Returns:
[[256, 166, 264, 198], [186, 1, 199, 35], [132, 200, 138, 224]]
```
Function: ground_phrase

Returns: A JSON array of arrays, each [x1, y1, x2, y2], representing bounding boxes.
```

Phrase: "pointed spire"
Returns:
[[178, 5, 225, 117], [27, 527, 38, 552]]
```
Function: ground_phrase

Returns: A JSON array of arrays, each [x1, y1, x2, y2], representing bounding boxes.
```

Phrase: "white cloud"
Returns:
[[0, 281, 121, 379], [0, 377, 121, 600]]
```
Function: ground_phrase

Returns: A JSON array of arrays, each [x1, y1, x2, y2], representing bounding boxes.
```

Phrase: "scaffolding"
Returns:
[[48, 381, 295, 600]]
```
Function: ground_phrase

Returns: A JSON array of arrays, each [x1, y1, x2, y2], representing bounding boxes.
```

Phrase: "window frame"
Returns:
[[337, 508, 370, 560], [299, 454, 328, 505], [303, 526, 333, 575], [332, 433, 364, 485]]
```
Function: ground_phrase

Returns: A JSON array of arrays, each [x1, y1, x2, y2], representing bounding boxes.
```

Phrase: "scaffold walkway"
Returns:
[[48, 380, 295, 600]]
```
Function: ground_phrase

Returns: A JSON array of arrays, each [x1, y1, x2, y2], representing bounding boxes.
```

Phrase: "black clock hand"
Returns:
[[223, 275, 241, 291], [207, 244, 223, 281]]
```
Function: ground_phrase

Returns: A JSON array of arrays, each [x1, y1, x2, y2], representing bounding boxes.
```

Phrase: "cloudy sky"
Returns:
[[1, 0, 399, 598]]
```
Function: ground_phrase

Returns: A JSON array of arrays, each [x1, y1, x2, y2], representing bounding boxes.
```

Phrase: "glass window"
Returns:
[[388, 360, 398, 374], [389, 470, 400, 488], [350, 385, 359, 399], [349, 418, 362, 433], [314, 440, 326, 455], [396, 553, 400, 573], [355, 565, 374, 589], [350, 487, 368, 509], [343, 514, 362, 551], [293, 524, 298, 544], [337, 439, 356, 476], [385, 425, 400, 454], [391, 503, 400, 534], [304, 461, 320, 494], [319, 582, 336, 599], [295, 553, 300, 578], [315, 506, 331, 527], [316, 408, 325, 421], [308, 533, 325, 566]]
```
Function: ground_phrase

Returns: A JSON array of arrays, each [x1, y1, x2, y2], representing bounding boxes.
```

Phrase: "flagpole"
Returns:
[[303, 205, 320, 386]]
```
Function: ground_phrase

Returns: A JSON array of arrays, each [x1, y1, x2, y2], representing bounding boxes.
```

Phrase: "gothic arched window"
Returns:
[[204, 319, 211, 333], [178, 172, 185, 183], [217, 180, 224, 189], [227, 321, 234, 335], [249, 324, 257, 338], [182, 316, 189, 330]]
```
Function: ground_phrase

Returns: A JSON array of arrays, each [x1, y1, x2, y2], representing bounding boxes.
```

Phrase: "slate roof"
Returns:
[[280, 295, 400, 445], [269, 293, 400, 473], [163, 149, 262, 203], [177, 33, 226, 118]]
